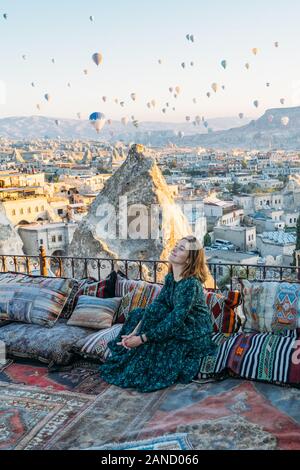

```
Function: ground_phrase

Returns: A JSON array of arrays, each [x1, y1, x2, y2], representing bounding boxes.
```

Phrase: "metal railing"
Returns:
[[0, 245, 300, 291]]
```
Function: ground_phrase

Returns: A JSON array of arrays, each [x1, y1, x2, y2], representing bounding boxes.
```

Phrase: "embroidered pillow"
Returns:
[[113, 281, 162, 324], [67, 295, 122, 329], [0, 273, 75, 328], [72, 324, 123, 362], [240, 279, 300, 334], [203, 289, 242, 334]]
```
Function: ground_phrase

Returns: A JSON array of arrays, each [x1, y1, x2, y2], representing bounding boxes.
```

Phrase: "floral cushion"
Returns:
[[72, 324, 123, 362], [67, 296, 122, 330], [197, 330, 300, 386], [113, 281, 162, 324], [0, 320, 94, 366], [0, 273, 76, 328], [240, 279, 300, 334], [203, 289, 242, 334]]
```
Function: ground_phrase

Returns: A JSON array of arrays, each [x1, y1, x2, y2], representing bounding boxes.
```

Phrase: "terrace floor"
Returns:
[[1, 358, 300, 450]]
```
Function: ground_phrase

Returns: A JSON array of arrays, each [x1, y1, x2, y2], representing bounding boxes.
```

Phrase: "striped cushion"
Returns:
[[240, 279, 300, 334], [67, 296, 122, 329], [203, 290, 242, 334], [113, 281, 162, 324], [197, 330, 300, 386], [0, 273, 75, 328], [72, 324, 123, 362]]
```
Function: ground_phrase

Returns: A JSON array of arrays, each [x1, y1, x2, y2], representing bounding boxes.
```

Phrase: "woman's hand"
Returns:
[[122, 335, 143, 349], [116, 332, 137, 349]]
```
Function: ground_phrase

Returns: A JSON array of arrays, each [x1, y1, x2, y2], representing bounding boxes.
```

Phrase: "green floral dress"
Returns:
[[99, 273, 218, 393]]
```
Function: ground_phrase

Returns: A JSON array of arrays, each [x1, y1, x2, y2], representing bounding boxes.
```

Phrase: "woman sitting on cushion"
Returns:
[[99, 235, 218, 393]]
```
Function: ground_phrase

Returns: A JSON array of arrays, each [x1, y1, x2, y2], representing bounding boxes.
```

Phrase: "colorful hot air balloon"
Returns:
[[162, 108, 166, 114], [245, 63, 250, 70], [120, 101, 125, 107], [169, 87, 173, 93], [266, 82, 270, 87], [274, 41, 279, 48], [51, 58, 55, 64], [77, 112, 81, 119], [89, 16, 94, 22], [67, 82, 71, 88], [31, 82, 35, 87], [44, 93, 50, 102], [22, 55, 27, 61], [185, 116, 191, 122], [190, 61, 194, 66], [130, 93, 136, 101], [89, 112, 106, 133], [252, 48, 259, 55], [206, 92, 211, 98], [55, 120, 59, 126], [190, 35, 194, 43], [151, 99, 156, 107], [3, 14, 7, 20], [92, 53, 103, 66], [158, 59, 162, 64], [221, 60, 227, 69], [239, 113, 244, 119], [192, 98, 197, 104], [175, 86, 181, 94], [147, 102, 151, 109], [186, 34, 190, 41], [114, 98, 119, 104], [211, 83, 218, 93], [36, 104, 41, 110], [102, 96, 107, 102], [280, 98, 285, 105], [253, 100, 259, 108], [203, 121, 209, 128], [83, 69, 88, 75], [181, 62, 186, 69], [281, 116, 289, 126]]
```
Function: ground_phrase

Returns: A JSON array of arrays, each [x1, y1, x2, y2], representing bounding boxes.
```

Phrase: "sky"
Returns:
[[0, 0, 300, 122]]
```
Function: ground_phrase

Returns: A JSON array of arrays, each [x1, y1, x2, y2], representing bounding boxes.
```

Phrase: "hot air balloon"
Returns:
[[83, 69, 88, 75], [114, 98, 119, 104], [186, 34, 190, 41], [266, 82, 270, 87], [55, 120, 59, 126], [195, 115, 201, 124], [203, 121, 209, 128], [221, 60, 227, 69], [222, 85, 226, 90], [211, 83, 218, 93], [92, 53, 103, 66], [77, 112, 81, 119], [121, 117, 128, 125], [193, 98, 197, 104], [190, 61, 194, 66], [253, 100, 259, 108], [3, 14, 7, 20], [186, 116, 191, 122], [130, 93, 136, 101], [67, 82, 71, 88], [174, 94, 178, 99], [107, 119, 112, 125], [162, 108, 166, 114], [245, 63, 250, 70], [206, 92, 211, 98], [169, 87, 173, 93], [151, 99, 156, 107], [102, 96, 107, 102], [31, 82, 35, 88], [120, 101, 125, 107], [133, 120, 139, 128], [239, 113, 244, 119], [178, 131, 184, 138], [252, 48, 259, 55], [89, 16, 94, 22], [281, 116, 289, 126], [89, 112, 106, 133], [22, 55, 27, 61], [175, 86, 180, 94], [158, 59, 162, 64], [166, 102, 169, 107], [147, 102, 151, 109], [181, 62, 186, 69], [172, 107, 176, 111], [51, 58, 55, 64], [190, 35, 194, 43], [36, 104, 41, 111], [280, 98, 285, 105], [274, 41, 279, 48], [44, 94, 50, 102]]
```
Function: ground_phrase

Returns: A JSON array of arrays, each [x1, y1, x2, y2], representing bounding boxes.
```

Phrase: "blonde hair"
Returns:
[[168, 236, 211, 283]]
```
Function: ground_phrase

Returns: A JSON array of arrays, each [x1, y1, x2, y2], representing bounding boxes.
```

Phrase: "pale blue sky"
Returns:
[[0, 0, 300, 121]]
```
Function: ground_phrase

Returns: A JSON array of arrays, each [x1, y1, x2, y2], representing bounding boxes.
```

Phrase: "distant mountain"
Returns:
[[0, 115, 250, 141], [176, 106, 300, 150]]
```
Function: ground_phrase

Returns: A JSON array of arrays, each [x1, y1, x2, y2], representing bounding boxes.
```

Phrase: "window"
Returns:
[[35, 207, 39, 212], [58, 209, 63, 215], [27, 207, 31, 214], [40, 239, 43, 245], [12, 209, 16, 216], [58, 235, 63, 242], [41, 205, 45, 211], [20, 208, 24, 215], [52, 236, 56, 243]]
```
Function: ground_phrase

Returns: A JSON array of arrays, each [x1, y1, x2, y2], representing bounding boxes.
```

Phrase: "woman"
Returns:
[[99, 235, 218, 393]]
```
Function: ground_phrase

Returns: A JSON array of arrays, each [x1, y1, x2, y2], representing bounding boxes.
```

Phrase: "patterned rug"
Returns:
[[0, 359, 108, 395], [86, 433, 193, 450], [48, 378, 300, 450], [0, 382, 98, 450]]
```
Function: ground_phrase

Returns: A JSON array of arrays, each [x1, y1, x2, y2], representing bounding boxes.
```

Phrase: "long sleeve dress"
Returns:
[[99, 273, 218, 393]]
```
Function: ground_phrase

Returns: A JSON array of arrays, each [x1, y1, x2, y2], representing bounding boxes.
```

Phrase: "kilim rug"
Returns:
[[86, 433, 193, 450], [0, 382, 98, 450], [0, 359, 107, 395]]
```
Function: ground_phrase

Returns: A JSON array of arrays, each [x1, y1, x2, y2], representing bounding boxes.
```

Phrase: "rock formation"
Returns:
[[0, 205, 24, 255], [69, 144, 193, 279]]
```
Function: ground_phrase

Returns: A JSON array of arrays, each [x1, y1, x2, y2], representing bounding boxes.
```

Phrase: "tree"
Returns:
[[204, 232, 212, 247]]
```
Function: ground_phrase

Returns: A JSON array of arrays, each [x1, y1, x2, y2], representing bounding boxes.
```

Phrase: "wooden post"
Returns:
[[39, 244, 48, 277]]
